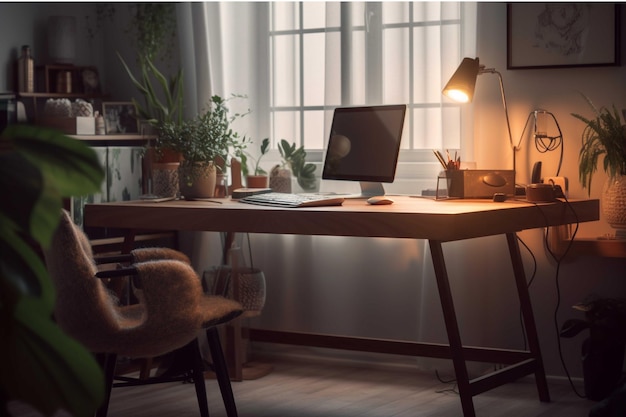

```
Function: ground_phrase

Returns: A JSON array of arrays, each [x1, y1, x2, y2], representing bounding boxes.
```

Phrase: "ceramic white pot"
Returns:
[[47, 16, 76, 64], [602, 175, 626, 238]]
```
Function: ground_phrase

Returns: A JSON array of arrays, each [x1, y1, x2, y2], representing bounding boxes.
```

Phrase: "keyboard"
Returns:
[[239, 192, 345, 208]]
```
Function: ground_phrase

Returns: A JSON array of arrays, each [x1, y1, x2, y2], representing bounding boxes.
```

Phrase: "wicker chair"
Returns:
[[44, 210, 242, 417]]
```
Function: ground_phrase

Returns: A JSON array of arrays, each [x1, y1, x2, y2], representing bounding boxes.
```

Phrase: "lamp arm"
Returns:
[[480, 66, 515, 170]]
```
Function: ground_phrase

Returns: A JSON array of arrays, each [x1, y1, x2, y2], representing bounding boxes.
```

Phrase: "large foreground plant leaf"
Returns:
[[0, 125, 105, 417]]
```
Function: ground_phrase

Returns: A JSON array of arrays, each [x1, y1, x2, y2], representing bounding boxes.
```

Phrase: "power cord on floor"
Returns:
[[434, 370, 459, 394], [533, 196, 586, 399]]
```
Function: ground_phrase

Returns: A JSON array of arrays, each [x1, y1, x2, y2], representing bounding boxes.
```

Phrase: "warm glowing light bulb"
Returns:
[[445, 89, 470, 103]]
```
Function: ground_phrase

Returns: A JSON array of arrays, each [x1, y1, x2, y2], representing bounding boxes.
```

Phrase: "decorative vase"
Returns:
[[179, 163, 217, 200], [215, 173, 228, 197], [152, 162, 180, 198], [270, 166, 292, 193], [47, 16, 76, 64], [601, 175, 626, 238]]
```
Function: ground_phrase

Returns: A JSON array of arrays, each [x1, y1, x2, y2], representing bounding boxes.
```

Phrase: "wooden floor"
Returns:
[[9, 347, 596, 417]]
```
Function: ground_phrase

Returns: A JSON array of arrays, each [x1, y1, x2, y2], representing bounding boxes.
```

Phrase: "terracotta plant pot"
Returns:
[[179, 163, 217, 200], [246, 175, 269, 188]]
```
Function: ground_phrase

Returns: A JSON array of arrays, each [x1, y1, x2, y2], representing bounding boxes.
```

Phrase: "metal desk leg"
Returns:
[[506, 232, 550, 402], [429, 240, 476, 417]]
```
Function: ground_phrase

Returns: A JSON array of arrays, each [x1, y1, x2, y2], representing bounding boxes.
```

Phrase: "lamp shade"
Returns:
[[442, 57, 480, 103]]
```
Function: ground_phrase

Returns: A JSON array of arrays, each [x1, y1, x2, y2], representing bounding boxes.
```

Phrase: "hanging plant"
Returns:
[[126, 3, 177, 63]]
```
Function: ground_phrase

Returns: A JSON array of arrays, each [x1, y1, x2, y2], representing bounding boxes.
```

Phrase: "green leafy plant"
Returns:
[[157, 95, 249, 183], [127, 3, 177, 63], [572, 94, 626, 195], [277, 139, 317, 191], [118, 52, 183, 128], [85, 4, 116, 41], [0, 125, 105, 417], [241, 137, 270, 177]]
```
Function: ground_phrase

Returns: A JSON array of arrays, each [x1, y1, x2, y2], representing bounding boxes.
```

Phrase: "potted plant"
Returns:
[[272, 139, 317, 192], [241, 137, 270, 188], [126, 3, 177, 62], [560, 297, 626, 401], [572, 95, 626, 235], [157, 95, 247, 199], [117, 4, 181, 198], [118, 52, 184, 198]]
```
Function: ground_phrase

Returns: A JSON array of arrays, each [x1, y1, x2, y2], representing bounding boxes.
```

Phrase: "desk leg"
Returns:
[[429, 240, 475, 417], [505, 232, 550, 402], [222, 232, 243, 381]]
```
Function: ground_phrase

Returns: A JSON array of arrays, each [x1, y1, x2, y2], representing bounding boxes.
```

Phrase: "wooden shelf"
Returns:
[[18, 92, 105, 99], [549, 225, 626, 259], [70, 134, 155, 142]]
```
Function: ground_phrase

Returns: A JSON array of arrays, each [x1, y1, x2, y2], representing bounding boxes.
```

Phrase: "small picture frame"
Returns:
[[81, 67, 100, 94], [102, 102, 139, 135], [507, 3, 620, 69]]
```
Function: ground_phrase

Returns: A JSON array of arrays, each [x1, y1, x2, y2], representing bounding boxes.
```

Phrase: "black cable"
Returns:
[[434, 370, 458, 394], [533, 196, 585, 398], [516, 110, 564, 178], [535, 111, 564, 176]]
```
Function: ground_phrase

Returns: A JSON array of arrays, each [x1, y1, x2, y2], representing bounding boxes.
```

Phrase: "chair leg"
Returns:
[[96, 353, 117, 417], [206, 326, 238, 417], [189, 340, 210, 417]]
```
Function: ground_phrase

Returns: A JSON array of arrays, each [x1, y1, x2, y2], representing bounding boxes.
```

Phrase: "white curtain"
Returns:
[[174, 2, 523, 374]]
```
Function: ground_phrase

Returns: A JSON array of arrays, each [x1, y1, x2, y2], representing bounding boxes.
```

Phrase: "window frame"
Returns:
[[265, 2, 474, 186]]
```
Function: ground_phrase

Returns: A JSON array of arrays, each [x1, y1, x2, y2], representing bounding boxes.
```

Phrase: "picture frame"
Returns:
[[81, 66, 100, 94], [102, 102, 139, 135], [507, 3, 620, 69]]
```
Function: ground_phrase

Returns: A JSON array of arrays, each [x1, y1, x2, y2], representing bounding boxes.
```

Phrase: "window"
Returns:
[[268, 1, 475, 183]]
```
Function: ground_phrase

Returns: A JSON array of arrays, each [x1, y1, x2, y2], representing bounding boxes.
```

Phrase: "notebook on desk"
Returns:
[[238, 192, 345, 208]]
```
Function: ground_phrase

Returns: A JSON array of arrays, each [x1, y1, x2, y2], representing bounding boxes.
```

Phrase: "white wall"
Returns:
[[471, 2, 626, 378]]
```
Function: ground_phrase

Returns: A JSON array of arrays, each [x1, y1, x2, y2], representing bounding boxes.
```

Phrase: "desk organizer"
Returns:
[[438, 169, 515, 199]]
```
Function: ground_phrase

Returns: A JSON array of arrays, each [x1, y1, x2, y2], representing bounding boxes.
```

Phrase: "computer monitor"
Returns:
[[321, 104, 406, 197]]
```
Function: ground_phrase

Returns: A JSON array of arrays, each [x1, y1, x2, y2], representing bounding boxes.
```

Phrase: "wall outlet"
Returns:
[[544, 176, 568, 196]]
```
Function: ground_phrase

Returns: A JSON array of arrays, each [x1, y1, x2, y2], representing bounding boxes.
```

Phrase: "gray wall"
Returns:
[[0, 3, 177, 103]]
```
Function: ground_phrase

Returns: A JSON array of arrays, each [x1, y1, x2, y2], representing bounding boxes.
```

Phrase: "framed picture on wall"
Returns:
[[507, 3, 620, 69], [102, 102, 139, 135]]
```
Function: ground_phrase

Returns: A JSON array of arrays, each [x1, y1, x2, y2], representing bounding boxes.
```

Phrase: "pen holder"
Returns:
[[437, 169, 515, 199]]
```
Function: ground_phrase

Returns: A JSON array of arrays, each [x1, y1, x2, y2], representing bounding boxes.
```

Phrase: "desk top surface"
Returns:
[[84, 195, 599, 242]]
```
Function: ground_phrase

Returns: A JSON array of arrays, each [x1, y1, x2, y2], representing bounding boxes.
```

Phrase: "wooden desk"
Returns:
[[84, 196, 599, 417]]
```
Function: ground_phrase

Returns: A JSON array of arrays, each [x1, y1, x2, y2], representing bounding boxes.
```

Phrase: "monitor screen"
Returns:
[[322, 104, 406, 188]]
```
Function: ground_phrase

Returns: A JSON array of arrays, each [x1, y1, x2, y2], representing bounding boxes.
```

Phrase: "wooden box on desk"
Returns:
[[445, 169, 515, 199], [38, 117, 95, 135]]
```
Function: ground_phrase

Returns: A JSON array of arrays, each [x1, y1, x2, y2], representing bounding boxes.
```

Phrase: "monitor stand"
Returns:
[[316, 181, 385, 199], [339, 182, 385, 199]]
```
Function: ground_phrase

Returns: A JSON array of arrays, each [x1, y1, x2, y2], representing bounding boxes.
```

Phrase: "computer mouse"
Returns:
[[367, 195, 394, 205]]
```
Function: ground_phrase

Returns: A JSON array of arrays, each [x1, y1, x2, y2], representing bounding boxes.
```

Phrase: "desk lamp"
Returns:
[[442, 57, 516, 172]]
